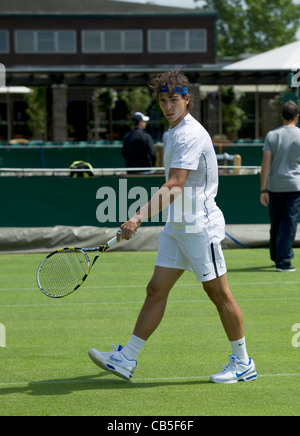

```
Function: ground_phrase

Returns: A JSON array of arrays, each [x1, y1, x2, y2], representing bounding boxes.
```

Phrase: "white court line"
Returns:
[[0, 373, 299, 388], [1, 296, 300, 309], [1, 281, 300, 293]]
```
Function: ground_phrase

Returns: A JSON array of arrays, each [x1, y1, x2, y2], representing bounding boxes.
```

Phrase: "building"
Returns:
[[0, 0, 218, 142]]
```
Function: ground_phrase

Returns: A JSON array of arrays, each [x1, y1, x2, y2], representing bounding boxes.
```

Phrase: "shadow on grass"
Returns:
[[0, 372, 210, 396], [227, 264, 275, 273]]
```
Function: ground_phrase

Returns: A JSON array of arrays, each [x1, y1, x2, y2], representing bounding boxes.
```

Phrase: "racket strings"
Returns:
[[38, 250, 89, 297]]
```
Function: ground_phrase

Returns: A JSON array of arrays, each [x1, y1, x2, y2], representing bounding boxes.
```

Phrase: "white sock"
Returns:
[[121, 334, 146, 361], [230, 337, 249, 364]]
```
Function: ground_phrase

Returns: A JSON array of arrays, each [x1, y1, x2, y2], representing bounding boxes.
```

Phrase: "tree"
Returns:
[[195, 0, 300, 57], [93, 88, 118, 141], [221, 86, 247, 140], [24, 87, 47, 139], [119, 87, 152, 119]]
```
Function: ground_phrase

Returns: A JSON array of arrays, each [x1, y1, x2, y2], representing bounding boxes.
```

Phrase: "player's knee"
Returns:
[[146, 280, 166, 301], [203, 281, 230, 308], [146, 281, 158, 297], [204, 288, 221, 306]]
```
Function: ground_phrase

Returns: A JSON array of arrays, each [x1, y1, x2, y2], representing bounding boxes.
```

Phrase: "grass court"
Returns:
[[0, 248, 299, 416]]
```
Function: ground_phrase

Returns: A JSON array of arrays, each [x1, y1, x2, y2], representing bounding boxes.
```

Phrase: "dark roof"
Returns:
[[5, 64, 289, 87], [0, 0, 216, 16]]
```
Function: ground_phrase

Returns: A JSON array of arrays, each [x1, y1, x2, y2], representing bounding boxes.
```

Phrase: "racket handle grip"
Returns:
[[106, 236, 118, 248], [106, 229, 136, 248]]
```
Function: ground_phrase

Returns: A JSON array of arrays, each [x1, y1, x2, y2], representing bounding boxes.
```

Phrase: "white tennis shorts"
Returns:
[[155, 215, 227, 282]]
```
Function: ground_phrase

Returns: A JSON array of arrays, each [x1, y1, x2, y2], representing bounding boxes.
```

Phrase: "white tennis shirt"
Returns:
[[164, 113, 222, 232]]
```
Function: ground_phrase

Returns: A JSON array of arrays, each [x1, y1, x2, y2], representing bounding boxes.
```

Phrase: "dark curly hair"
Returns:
[[149, 69, 194, 110]]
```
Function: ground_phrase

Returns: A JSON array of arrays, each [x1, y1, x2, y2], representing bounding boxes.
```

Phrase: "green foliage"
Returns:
[[196, 0, 300, 56], [24, 87, 47, 139], [119, 87, 152, 119], [94, 88, 118, 110], [221, 86, 247, 139]]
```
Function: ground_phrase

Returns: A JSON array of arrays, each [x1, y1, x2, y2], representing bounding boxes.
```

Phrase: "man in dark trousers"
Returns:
[[122, 112, 156, 174], [260, 100, 300, 272]]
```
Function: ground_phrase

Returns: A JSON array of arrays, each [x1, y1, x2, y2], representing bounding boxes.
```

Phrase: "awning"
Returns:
[[223, 40, 300, 71]]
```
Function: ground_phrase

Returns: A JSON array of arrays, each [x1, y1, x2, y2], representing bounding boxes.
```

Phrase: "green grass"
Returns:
[[0, 248, 299, 416]]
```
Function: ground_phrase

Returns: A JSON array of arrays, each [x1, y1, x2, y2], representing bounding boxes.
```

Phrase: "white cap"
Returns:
[[132, 112, 150, 122]]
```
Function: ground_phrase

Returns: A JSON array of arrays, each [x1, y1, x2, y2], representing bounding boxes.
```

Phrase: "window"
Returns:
[[82, 30, 142, 53], [82, 31, 102, 53], [15, 30, 76, 53], [0, 31, 9, 53], [58, 31, 76, 53], [189, 30, 207, 52], [148, 29, 207, 53], [169, 30, 186, 52], [124, 30, 142, 52], [148, 30, 167, 52], [104, 31, 122, 53], [37, 31, 55, 53], [15, 31, 35, 53]]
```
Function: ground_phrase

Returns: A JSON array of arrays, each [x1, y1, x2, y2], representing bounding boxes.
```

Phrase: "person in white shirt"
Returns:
[[88, 70, 257, 384]]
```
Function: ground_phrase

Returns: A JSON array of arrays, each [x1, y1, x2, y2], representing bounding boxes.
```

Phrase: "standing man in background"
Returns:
[[260, 100, 300, 272], [122, 112, 156, 174]]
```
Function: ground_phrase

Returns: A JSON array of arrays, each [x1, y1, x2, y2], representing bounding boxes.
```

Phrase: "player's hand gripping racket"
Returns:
[[37, 230, 135, 298]]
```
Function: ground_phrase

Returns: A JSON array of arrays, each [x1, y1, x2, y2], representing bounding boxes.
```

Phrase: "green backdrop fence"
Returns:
[[0, 143, 264, 169], [0, 174, 270, 227]]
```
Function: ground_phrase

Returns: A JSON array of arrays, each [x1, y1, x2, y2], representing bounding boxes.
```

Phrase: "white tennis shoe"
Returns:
[[210, 355, 257, 384], [88, 345, 137, 381]]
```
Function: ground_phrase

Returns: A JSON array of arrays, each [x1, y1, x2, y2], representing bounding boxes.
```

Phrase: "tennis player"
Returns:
[[89, 70, 257, 384]]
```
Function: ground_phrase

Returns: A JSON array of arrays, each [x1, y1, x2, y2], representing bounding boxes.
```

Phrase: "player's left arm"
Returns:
[[119, 168, 190, 239]]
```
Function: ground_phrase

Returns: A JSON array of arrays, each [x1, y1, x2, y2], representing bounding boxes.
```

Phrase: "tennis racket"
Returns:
[[37, 230, 133, 298]]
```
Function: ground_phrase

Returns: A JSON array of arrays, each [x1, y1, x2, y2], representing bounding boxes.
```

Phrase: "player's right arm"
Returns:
[[118, 168, 190, 240]]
